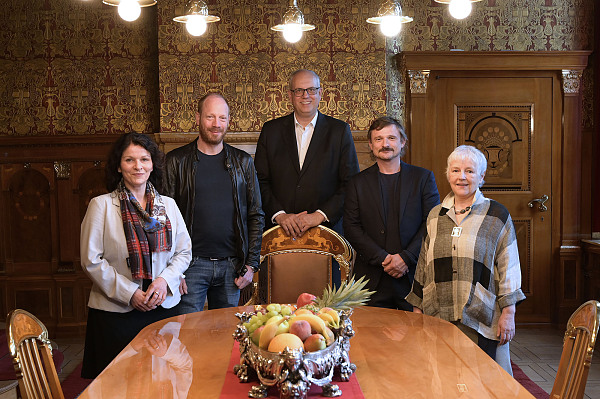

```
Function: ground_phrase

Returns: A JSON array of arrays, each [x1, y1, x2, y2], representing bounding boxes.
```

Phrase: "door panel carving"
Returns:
[[458, 106, 531, 190]]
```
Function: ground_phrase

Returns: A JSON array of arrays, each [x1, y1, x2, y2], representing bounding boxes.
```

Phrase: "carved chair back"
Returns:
[[7, 309, 65, 399], [550, 300, 600, 399]]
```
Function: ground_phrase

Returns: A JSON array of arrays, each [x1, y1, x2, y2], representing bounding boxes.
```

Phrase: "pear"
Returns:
[[304, 334, 326, 352], [251, 325, 264, 346]]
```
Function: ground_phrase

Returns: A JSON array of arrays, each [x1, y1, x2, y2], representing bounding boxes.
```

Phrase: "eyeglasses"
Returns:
[[290, 87, 320, 97]]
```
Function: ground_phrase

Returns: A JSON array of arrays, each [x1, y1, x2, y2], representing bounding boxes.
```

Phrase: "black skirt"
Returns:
[[81, 305, 181, 379]]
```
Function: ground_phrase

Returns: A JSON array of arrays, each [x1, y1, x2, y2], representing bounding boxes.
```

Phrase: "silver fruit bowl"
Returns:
[[233, 309, 356, 399]]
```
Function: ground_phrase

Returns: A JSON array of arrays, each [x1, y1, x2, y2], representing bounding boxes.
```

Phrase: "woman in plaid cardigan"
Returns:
[[406, 145, 525, 376]]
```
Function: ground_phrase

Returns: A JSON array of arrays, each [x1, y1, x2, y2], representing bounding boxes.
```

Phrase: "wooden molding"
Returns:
[[399, 51, 591, 71]]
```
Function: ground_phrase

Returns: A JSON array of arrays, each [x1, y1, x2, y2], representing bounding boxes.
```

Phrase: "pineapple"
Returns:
[[313, 275, 375, 311]]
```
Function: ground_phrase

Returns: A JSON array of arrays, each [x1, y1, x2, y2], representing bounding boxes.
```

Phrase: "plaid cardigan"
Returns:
[[406, 189, 526, 341]]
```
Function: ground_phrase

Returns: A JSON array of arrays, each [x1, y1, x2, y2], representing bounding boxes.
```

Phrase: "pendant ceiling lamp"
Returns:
[[173, 0, 221, 37], [366, 0, 413, 37], [271, 0, 315, 44], [102, 0, 156, 22], [434, 0, 482, 20]]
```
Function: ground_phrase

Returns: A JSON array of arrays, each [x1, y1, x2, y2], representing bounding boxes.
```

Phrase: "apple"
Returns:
[[289, 319, 312, 341], [296, 292, 316, 308]]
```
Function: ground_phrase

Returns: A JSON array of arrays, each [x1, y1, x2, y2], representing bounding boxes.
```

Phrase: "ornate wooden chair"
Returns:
[[550, 300, 600, 399], [245, 225, 355, 305], [6, 309, 65, 399]]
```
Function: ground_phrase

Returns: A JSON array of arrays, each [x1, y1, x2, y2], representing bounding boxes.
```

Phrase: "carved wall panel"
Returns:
[[458, 106, 531, 191], [0, 137, 116, 336], [7, 167, 53, 265]]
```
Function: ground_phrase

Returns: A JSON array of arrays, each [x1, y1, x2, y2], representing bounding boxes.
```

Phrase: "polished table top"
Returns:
[[78, 306, 534, 398]]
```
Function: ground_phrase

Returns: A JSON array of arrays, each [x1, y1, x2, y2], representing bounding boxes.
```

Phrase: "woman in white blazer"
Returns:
[[80, 133, 191, 379]]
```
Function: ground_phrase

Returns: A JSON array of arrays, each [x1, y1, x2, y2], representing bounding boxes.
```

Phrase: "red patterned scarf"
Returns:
[[118, 181, 172, 280]]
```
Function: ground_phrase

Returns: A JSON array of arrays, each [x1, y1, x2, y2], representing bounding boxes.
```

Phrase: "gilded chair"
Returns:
[[6, 309, 65, 399], [550, 300, 600, 399], [245, 225, 355, 305]]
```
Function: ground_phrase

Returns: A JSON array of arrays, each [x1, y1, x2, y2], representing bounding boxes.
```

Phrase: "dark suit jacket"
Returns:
[[343, 162, 440, 295], [255, 112, 360, 231]]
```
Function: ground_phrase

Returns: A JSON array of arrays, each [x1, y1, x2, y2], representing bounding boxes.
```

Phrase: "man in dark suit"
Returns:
[[255, 69, 360, 285], [343, 117, 440, 310]]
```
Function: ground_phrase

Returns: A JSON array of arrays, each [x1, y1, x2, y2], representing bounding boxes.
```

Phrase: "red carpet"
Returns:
[[0, 330, 64, 380], [512, 362, 549, 399], [62, 363, 92, 399]]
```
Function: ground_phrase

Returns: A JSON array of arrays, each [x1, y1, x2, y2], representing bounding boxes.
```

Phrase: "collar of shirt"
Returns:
[[293, 112, 318, 169]]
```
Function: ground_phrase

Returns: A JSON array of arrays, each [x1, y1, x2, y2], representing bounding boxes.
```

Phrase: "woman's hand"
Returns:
[[144, 277, 168, 308], [497, 304, 516, 345], [131, 289, 153, 312]]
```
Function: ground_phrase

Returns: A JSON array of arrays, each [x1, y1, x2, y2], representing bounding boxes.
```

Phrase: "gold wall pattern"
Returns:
[[0, 0, 594, 136], [157, 0, 387, 132], [0, 0, 158, 136]]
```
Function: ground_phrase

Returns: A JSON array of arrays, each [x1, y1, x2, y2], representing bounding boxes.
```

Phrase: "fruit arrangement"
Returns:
[[241, 275, 373, 354], [233, 276, 374, 399]]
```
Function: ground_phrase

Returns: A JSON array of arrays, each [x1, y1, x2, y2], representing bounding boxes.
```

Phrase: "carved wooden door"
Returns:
[[412, 70, 556, 323]]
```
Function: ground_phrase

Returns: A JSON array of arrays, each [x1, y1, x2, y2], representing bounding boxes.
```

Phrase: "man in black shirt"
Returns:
[[343, 117, 439, 310], [165, 93, 264, 312]]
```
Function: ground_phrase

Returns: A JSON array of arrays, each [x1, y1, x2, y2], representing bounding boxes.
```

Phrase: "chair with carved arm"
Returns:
[[244, 225, 355, 305], [6, 309, 65, 399], [550, 300, 600, 399]]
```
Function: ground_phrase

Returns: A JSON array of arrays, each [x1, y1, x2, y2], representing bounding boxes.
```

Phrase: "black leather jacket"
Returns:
[[165, 138, 265, 274]]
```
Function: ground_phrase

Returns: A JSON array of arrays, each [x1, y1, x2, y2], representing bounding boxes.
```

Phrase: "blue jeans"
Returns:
[[178, 256, 241, 313]]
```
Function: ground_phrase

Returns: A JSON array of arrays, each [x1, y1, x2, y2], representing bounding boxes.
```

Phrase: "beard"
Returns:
[[199, 126, 226, 145]]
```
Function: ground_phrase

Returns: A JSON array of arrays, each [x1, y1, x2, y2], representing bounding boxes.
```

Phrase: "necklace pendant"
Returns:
[[451, 226, 462, 237]]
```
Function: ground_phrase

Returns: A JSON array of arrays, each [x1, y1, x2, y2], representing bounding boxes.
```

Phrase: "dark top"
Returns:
[[379, 171, 403, 254], [192, 150, 236, 257]]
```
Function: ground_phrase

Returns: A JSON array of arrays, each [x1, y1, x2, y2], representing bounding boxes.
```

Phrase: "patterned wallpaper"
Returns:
[[0, 0, 159, 136], [0, 0, 595, 135], [157, 0, 387, 132]]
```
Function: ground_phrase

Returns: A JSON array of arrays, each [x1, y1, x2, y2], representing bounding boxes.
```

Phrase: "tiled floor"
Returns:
[[53, 326, 600, 398]]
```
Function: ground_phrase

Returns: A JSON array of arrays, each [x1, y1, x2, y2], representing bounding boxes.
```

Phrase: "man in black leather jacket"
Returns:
[[165, 92, 264, 312]]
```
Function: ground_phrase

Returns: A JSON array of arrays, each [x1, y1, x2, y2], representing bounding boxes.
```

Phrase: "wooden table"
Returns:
[[78, 306, 534, 398]]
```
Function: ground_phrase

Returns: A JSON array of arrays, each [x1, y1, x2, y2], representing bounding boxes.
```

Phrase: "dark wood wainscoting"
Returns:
[[0, 132, 370, 337], [0, 135, 119, 337]]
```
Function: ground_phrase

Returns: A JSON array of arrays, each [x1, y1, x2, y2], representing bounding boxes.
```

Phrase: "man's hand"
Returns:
[[275, 212, 304, 237], [179, 275, 188, 295], [296, 211, 325, 234], [234, 266, 254, 289], [382, 254, 408, 278]]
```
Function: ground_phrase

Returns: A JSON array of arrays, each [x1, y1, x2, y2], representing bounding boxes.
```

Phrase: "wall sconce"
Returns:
[[173, 0, 220, 36], [271, 0, 315, 44], [102, 0, 156, 22], [434, 0, 482, 20], [366, 0, 413, 37]]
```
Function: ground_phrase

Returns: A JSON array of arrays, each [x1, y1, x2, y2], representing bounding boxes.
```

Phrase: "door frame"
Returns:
[[399, 51, 590, 324]]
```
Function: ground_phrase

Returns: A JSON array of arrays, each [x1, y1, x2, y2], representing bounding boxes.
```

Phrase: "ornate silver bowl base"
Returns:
[[233, 310, 356, 399]]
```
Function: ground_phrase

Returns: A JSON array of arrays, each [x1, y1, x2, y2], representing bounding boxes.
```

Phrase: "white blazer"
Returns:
[[81, 191, 192, 313]]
